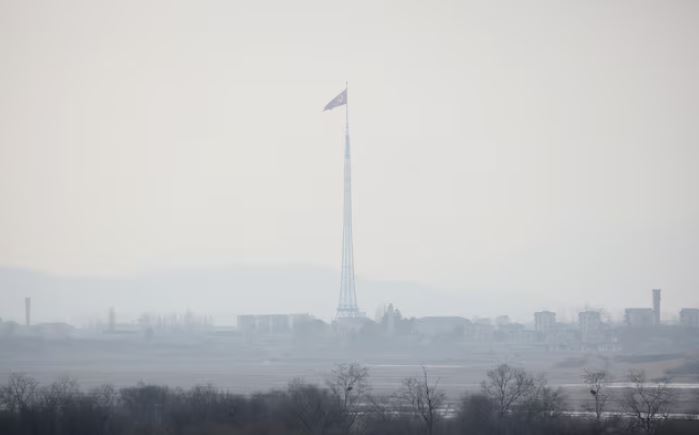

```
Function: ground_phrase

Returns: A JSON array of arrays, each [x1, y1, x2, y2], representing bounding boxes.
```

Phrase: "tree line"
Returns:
[[0, 363, 695, 435]]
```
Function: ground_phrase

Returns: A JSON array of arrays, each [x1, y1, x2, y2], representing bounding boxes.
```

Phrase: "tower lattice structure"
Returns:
[[336, 88, 361, 319]]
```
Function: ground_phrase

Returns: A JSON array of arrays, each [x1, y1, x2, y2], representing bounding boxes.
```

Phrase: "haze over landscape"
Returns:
[[2, 0, 698, 325], [2, 2, 699, 434]]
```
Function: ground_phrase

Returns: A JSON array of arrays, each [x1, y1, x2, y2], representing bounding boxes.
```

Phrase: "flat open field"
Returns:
[[1, 335, 698, 413]]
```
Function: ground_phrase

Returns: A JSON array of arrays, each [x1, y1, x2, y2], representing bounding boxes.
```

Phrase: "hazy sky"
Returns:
[[1, 0, 698, 318]]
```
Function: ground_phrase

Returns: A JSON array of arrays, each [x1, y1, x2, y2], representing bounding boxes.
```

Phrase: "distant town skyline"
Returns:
[[0, 264, 695, 327]]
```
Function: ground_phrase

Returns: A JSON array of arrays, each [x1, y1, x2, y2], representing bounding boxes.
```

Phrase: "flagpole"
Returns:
[[345, 81, 349, 157], [333, 81, 360, 319], [344, 80, 352, 309]]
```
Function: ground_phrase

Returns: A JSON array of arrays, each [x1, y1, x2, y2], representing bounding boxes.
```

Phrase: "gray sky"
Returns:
[[1, 0, 698, 320]]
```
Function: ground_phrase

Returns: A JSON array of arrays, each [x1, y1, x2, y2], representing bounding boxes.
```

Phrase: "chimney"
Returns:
[[25, 297, 31, 326], [652, 289, 661, 325]]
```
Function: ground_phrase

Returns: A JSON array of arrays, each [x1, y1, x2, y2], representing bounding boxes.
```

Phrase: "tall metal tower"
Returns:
[[324, 84, 362, 319]]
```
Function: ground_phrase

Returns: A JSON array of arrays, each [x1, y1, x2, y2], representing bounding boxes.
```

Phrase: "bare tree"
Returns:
[[38, 376, 81, 434], [481, 364, 535, 417], [622, 370, 674, 434], [119, 382, 171, 426], [456, 393, 498, 435], [88, 384, 118, 410], [287, 378, 342, 435], [582, 369, 610, 422], [364, 393, 396, 429], [40, 376, 81, 408], [0, 373, 39, 413], [87, 384, 118, 434], [401, 366, 446, 435], [326, 362, 370, 434], [519, 374, 566, 421]]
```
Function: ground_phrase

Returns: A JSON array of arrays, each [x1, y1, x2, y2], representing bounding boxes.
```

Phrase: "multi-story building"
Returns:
[[578, 310, 601, 330], [237, 314, 312, 334], [578, 310, 603, 343], [414, 316, 469, 337], [625, 308, 654, 327], [534, 311, 556, 332], [679, 308, 699, 328]]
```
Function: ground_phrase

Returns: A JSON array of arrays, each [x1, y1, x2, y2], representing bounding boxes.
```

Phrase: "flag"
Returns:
[[323, 88, 347, 111]]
